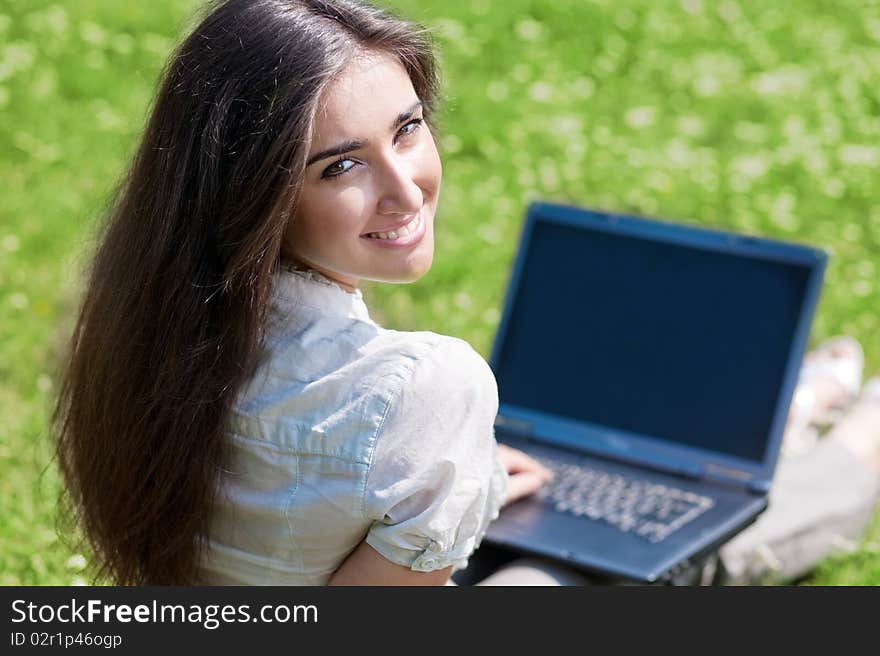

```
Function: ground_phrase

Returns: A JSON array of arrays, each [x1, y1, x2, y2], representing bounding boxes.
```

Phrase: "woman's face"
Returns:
[[283, 51, 442, 292]]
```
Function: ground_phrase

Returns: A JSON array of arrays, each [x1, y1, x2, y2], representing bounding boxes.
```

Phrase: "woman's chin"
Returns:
[[369, 256, 434, 285]]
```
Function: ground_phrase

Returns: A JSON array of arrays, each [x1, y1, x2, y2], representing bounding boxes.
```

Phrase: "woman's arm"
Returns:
[[329, 445, 551, 586], [328, 541, 453, 586]]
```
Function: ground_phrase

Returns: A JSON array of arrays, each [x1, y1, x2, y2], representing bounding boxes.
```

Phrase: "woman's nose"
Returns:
[[376, 155, 422, 215]]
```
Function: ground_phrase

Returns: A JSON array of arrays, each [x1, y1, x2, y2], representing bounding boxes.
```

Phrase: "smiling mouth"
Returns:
[[361, 212, 422, 241]]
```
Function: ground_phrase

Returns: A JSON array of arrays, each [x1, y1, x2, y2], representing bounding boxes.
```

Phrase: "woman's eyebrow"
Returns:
[[306, 139, 365, 167], [391, 100, 423, 130], [305, 101, 423, 167]]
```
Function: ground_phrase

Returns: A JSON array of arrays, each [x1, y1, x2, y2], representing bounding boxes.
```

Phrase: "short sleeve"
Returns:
[[363, 338, 509, 573]]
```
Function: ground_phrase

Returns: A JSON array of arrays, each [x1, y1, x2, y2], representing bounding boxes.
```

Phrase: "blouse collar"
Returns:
[[272, 264, 372, 322]]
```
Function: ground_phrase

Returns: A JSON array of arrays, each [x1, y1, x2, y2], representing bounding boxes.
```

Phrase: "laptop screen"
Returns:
[[493, 218, 813, 463]]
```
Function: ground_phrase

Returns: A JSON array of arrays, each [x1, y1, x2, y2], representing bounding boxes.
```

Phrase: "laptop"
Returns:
[[481, 201, 827, 583]]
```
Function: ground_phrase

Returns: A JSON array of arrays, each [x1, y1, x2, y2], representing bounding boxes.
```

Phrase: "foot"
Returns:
[[782, 336, 864, 456], [826, 378, 880, 474], [801, 336, 864, 425]]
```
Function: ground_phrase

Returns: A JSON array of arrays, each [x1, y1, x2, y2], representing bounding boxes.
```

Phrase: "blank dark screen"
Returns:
[[494, 221, 811, 462]]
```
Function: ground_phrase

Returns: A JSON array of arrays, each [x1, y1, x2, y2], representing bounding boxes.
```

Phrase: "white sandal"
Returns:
[[782, 336, 864, 456]]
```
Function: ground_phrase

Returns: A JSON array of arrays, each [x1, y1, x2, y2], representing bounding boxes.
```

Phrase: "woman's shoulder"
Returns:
[[370, 330, 499, 444], [374, 328, 493, 377], [367, 329, 498, 405]]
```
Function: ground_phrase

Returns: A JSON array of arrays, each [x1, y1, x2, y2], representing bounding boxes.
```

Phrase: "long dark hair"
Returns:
[[52, 0, 439, 585]]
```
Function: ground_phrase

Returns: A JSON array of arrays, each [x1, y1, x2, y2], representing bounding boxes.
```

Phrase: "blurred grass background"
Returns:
[[1, 0, 878, 585]]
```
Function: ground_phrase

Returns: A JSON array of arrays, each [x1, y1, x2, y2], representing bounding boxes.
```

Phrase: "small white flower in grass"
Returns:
[[529, 82, 552, 102], [538, 158, 559, 190], [646, 170, 673, 194], [852, 280, 872, 298], [729, 174, 751, 193], [865, 17, 880, 41], [693, 73, 720, 97], [93, 100, 124, 131], [26, 6, 69, 37], [624, 106, 656, 129], [554, 115, 583, 134], [37, 375, 52, 393], [441, 134, 461, 154], [571, 77, 595, 99], [822, 178, 845, 199], [31, 68, 57, 99], [110, 33, 135, 56], [141, 33, 171, 57], [46, 6, 69, 35], [477, 224, 501, 245], [681, 0, 703, 14], [517, 169, 535, 186], [66, 554, 87, 571], [566, 141, 586, 163], [677, 115, 705, 138], [664, 139, 693, 168], [482, 307, 500, 325], [79, 20, 106, 46], [454, 292, 473, 310], [731, 153, 770, 180], [2, 234, 19, 252], [433, 18, 465, 41], [516, 18, 542, 42], [627, 149, 646, 168], [71, 577, 87, 586], [842, 223, 861, 242], [0, 42, 37, 81], [10, 292, 28, 309], [770, 192, 799, 232], [487, 80, 508, 102], [838, 144, 880, 167], [804, 151, 829, 175], [718, 0, 742, 23]]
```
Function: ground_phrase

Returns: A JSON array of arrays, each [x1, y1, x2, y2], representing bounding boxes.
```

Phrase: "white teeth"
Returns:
[[366, 213, 420, 240]]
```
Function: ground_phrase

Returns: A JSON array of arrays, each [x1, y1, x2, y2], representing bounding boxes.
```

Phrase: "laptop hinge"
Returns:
[[493, 415, 535, 439], [701, 462, 765, 493]]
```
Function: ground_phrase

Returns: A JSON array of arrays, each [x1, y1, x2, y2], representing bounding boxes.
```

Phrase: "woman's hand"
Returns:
[[496, 443, 553, 507]]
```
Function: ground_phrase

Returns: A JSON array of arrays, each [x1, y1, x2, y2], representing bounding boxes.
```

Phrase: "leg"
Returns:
[[449, 543, 592, 586], [717, 378, 880, 584], [474, 557, 593, 586]]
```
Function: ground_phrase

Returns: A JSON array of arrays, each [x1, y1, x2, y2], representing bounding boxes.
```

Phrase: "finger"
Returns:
[[504, 472, 551, 505], [497, 446, 553, 478], [508, 455, 553, 479]]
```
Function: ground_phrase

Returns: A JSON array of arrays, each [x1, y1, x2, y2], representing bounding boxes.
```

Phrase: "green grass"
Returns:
[[1, 0, 878, 585]]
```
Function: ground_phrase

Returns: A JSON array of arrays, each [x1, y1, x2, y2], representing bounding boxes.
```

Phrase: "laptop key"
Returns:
[[534, 455, 715, 543]]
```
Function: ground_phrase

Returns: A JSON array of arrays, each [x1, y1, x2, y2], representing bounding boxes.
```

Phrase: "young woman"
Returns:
[[53, 0, 553, 586], [54, 0, 880, 586]]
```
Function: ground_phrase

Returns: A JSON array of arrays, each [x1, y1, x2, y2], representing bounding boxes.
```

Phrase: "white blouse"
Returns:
[[198, 266, 509, 585]]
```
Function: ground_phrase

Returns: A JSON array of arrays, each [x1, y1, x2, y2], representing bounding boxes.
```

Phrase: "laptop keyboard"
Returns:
[[534, 455, 715, 543]]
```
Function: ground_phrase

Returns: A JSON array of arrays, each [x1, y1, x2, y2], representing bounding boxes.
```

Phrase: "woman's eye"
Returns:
[[396, 118, 423, 140], [322, 158, 356, 178]]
